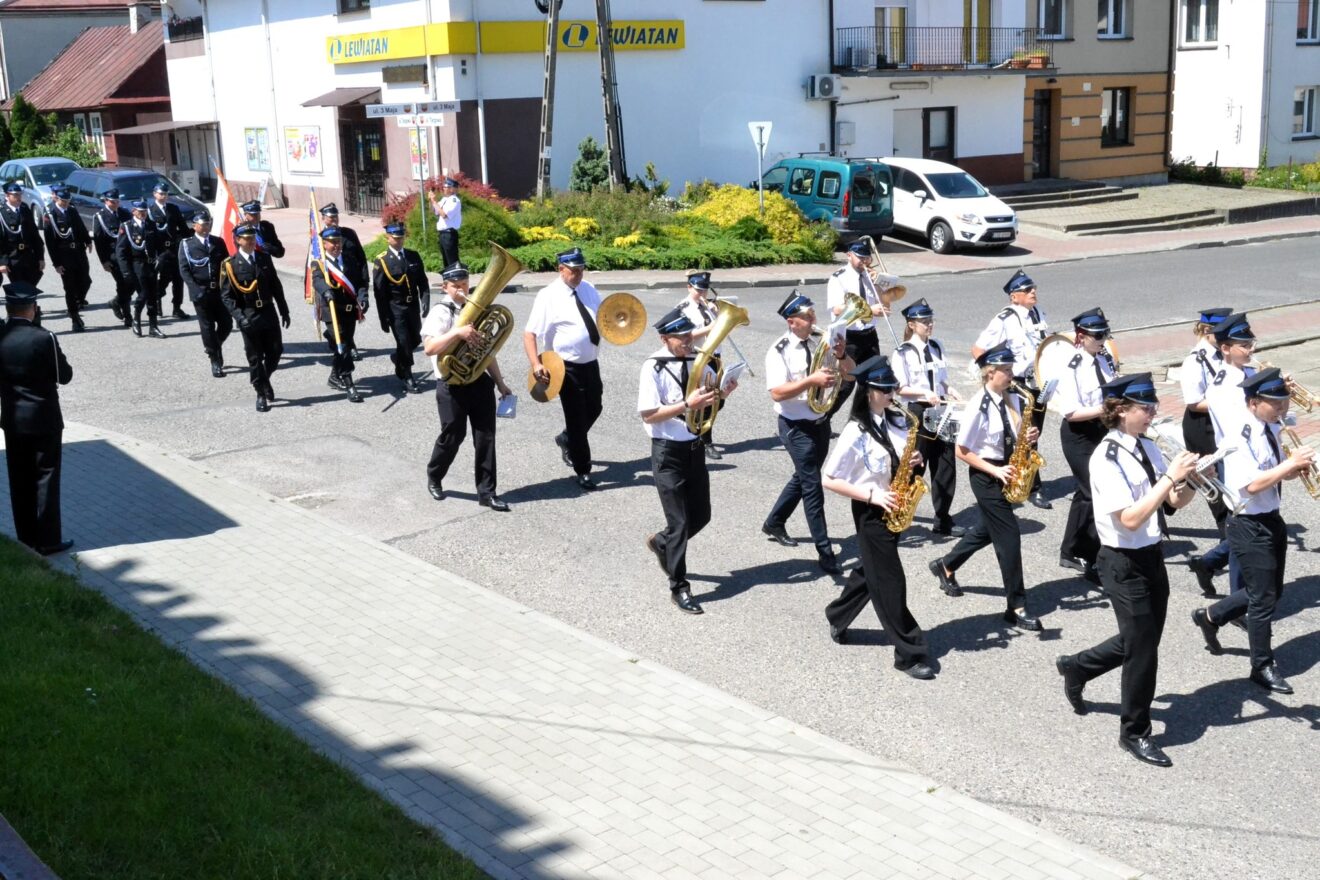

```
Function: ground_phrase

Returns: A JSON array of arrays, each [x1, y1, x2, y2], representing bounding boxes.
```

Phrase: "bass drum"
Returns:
[[1033, 333, 1079, 414]]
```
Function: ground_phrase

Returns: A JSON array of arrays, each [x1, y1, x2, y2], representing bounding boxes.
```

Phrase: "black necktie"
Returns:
[[679, 359, 690, 390], [1264, 425, 1284, 499], [997, 398, 1015, 459], [923, 344, 936, 391], [1093, 354, 1107, 387], [572, 289, 600, 345], [1133, 440, 1169, 533], [877, 417, 899, 471]]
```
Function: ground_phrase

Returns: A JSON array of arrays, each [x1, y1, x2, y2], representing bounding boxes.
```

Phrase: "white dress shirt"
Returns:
[[764, 329, 824, 422], [1052, 346, 1117, 418], [420, 294, 462, 339], [1089, 430, 1168, 548], [637, 347, 715, 442], [956, 387, 1021, 460], [1179, 339, 1221, 406], [973, 303, 1048, 379], [679, 296, 722, 355], [525, 277, 602, 364], [893, 337, 949, 397], [1205, 362, 1255, 444], [1222, 415, 1284, 515], [434, 194, 462, 231], [823, 414, 910, 494], [825, 265, 881, 331]]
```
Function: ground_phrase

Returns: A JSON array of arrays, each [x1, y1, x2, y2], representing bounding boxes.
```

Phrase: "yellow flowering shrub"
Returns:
[[613, 231, 642, 248], [563, 216, 601, 237], [689, 184, 811, 245], [519, 226, 571, 243]]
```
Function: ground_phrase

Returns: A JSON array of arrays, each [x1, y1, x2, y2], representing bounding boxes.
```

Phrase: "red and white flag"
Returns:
[[213, 164, 242, 251]]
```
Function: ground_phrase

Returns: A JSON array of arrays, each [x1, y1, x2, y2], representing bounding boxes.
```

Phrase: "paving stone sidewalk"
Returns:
[[1, 424, 1147, 880]]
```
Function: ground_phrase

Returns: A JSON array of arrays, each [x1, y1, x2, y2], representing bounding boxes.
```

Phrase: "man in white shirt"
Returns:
[[824, 239, 896, 415], [523, 246, 604, 490], [429, 176, 462, 268], [639, 307, 736, 614]]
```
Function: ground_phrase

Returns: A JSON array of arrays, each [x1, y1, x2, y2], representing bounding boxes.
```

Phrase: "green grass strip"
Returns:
[[0, 537, 488, 880]]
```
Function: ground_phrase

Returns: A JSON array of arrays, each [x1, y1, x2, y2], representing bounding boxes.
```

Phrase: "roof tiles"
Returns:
[[7, 20, 164, 111]]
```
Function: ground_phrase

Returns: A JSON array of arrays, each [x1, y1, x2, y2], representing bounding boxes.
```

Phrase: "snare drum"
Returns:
[[921, 404, 961, 442]]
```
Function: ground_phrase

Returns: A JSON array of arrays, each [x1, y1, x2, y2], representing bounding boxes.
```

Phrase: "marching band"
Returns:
[[5, 194, 1317, 771]]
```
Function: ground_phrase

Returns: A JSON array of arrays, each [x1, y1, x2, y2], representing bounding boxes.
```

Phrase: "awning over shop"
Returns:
[[106, 120, 217, 135], [301, 87, 381, 107]]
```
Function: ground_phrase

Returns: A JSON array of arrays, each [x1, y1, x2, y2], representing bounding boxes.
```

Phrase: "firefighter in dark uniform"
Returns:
[[239, 200, 286, 306], [0, 281, 73, 555], [220, 223, 289, 412], [148, 181, 191, 320], [318, 203, 368, 361], [178, 210, 233, 377], [93, 189, 133, 324], [115, 199, 165, 338], [0, 181, 45, 287], [41, 186, 92, 332], [372, 221, 428, 394], [310, 225, 368, 403]]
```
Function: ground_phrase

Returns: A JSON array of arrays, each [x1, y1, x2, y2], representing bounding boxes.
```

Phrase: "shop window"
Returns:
[[1039, 0, 1066, 38], [1300, 0, 1319, 42], [788, 167, 815, 196], [1181, 0, 1218, 46], [1100, 88, 1132, 146], [1097, 0, 1127, 38], [338, 0, 369, 13], [1295, 87, 1318, 138]]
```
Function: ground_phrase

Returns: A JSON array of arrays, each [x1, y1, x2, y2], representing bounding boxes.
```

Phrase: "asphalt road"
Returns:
[[47, 237, 1320, 880]]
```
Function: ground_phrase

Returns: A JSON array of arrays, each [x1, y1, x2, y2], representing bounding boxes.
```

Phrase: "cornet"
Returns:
[[1280, 426, 1320, 500], [1254, 361, 1315, 413], [1146, 419, 1244, 513]]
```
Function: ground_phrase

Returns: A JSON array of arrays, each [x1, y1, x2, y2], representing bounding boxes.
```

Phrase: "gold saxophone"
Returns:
[[434, 242, 524, 384], [684, 299, 750, 435], [807, 292, 870, 414], [1002, 383, 1045, 504], [884, 406, 928, 533]]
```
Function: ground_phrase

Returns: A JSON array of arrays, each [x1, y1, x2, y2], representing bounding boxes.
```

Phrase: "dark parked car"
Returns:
[[64, 167, 206, 227]]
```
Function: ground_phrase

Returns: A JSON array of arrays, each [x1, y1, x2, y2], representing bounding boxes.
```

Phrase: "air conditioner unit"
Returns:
[[808, 74, 841, 101]]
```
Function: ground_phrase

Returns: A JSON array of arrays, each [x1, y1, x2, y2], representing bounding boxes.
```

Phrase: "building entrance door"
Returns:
[[922, 108, 955, 162], [1032, 90, 1054, 178], [340, 119, 386, 215]]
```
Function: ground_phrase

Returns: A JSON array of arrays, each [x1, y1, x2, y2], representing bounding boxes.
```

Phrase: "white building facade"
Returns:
[[1171, 0, 1320, 169], [160, 0, 836, 209]]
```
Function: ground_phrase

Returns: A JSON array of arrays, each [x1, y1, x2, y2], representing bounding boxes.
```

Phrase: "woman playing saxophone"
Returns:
[[821, 355, 935, 680]]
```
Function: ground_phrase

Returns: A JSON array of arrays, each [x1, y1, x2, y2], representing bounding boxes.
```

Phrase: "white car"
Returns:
[[883, 157, 1017, 254]]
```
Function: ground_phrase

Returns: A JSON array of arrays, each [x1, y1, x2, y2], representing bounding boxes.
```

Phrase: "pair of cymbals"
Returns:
[[527, 292, 647, 401]]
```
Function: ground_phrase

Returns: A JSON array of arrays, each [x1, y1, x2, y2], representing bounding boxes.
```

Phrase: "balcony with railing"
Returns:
[[166, 15, 204, 43], [834, 27, 1054, 74]]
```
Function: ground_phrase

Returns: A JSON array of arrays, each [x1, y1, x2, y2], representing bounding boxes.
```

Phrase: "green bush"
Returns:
[[515, 189, 673, 242], [369, 192, 520, 272], [1250, 157, 1320, 192], [728, 215, 772, 242], [1168, 157, 1245, 188]]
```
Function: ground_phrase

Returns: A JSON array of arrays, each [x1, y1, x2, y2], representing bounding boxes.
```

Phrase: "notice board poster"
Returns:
[[284, 126, 322, 174], [245, 128, 271, 171]]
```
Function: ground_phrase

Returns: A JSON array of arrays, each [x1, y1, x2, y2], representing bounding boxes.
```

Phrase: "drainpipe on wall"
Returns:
[[827, 1, 835, 154], [1163, 0, 1175, 171], [1260, 0, 1275, 168]]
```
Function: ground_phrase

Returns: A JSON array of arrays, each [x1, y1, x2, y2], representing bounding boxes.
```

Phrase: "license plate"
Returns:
[[989, 231, 1013, 240], [852, 205, 873, 213]]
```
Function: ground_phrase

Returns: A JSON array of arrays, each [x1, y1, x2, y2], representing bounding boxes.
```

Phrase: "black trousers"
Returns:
[[385, 300, 422, 379], [1071, 544, 1169, 740], [6, 255, 42, 286], [323, 309, 359, 377], [828, 327, 881, 417], [104, 260, 133, 316], [1182, 409, 1228, 526], [1060, 419, 1106, 565], [240, 321, 282, 391], [558, 360, 603, 476], [1028, 391, 1047, 493], [1207, 512, 1287, 671], [155, 251, 184, 308], [127, 260, 159, 320], [943, 464, 1028, 611], [4, 430, 62, 550], [56, 262, 91, 319], [427, 373, 497, 497], [908, 401, 957, 525], [439, 229, 459, 267], [826, 501, 928, 665], [195, 291, 233, 360], [766, 415, 833, 555], [650, 437, 711, 591]]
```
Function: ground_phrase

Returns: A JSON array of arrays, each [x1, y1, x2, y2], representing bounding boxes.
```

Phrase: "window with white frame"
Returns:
[[1100, 87, 1132, 146], [1098, 0, 1127, 38], [1294, 87, 1318, 138], [1040, 0, 1066, 38], [1181, 0, 1218, 45], [1300, 0, 1319, 42]]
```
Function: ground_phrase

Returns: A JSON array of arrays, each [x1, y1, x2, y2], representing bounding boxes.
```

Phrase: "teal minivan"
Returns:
[[758, 156, 893, 239]]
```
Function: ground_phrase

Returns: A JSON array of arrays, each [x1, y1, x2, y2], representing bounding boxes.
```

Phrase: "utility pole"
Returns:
[[595, 0, 627, 190], [535, 0, 561, 198]]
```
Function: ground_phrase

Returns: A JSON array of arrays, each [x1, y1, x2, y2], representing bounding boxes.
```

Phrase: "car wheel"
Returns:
[[928, 221, 954, 254]]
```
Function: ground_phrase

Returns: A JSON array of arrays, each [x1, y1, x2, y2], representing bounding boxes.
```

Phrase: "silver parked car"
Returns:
[[0, 156, 82, 221]]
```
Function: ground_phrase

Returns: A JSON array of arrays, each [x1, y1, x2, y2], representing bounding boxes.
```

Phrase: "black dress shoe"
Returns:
[[1250, 665, 1294, 694], [818, 555, 842, 576], [328, 373, 346, 390], [1191, 608, 1222, 655], [829, 624, 848, 645], [406, 377, 422, 394], [173, 306, 191, 319], [645, 534, 667, 573], [928, 558, 962, 597], [149, 325, 166, 339], [478, 495, 510, 512], [38, 539, 74, 556], [1119, 735, 1172, 767], [71, 316, 85, 332], [346, 384, 364, 403], [1058, 555, 1087, 574], [1187, 558, 1218, 597], [132, 319, 143, 337], [555, 433, 572, 467], [761, 523, 798, 547], [895, 659, 936, 680], [704, 443, 723, 461], [428, 482, 445, 501], [1055, 655, 1088, 715], [210, 360, 224, 378], [263, 382, 275, 401], [1004, 609, 1043, 632], [576, 474, 597, 491], [255, 395, 270, 413], [1029, 491, 1053, 510], [671, 587, 704, 615], [933, 521, 965, 538], [111, 299, 124, 320], [351, 346, 363, 361]]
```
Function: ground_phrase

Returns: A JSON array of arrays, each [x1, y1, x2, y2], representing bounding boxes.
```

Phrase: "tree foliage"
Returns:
[[8, 94, 51, 151], [569, 136, 609, 192]]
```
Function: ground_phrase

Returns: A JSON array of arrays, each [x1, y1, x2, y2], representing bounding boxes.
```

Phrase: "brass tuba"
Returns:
[[1002, 382, 1046, 504], [684, 298, 749, 435], [807, 292, 870, 414], [434, 242, 524, 384], [884, 406, 928, 533]]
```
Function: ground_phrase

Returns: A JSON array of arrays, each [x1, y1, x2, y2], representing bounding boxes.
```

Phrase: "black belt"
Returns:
[[981, 457, 1007, 466], [652, 437, 698, 449], [780, 414, 827, 428], [846, 326, 877, 336]]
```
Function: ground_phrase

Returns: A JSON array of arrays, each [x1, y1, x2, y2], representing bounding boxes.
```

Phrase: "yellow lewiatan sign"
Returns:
[[328, 20, 683, 63]]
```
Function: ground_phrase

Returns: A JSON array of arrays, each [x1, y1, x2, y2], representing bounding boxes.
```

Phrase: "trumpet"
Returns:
[[1280, 426, 1320, 500], [1256, 361, 1315, 413], [1146, 419, 1245, 513]]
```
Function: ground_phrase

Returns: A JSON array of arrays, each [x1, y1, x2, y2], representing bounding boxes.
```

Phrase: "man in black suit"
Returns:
[[319, 204, 368, 361], [149, 182, 191, 320], [239, 200, 285, 259], [92, 189, 133, 324], [220, 224, 289, 412], [42, 186, 92, 332], [371, 221, 428, 393], [178, 210, 233, 377], [0, 282, 73, 554], [115, 199, 166, 338], [310, 226, 368, 403], [0, 181, 45, 287]]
